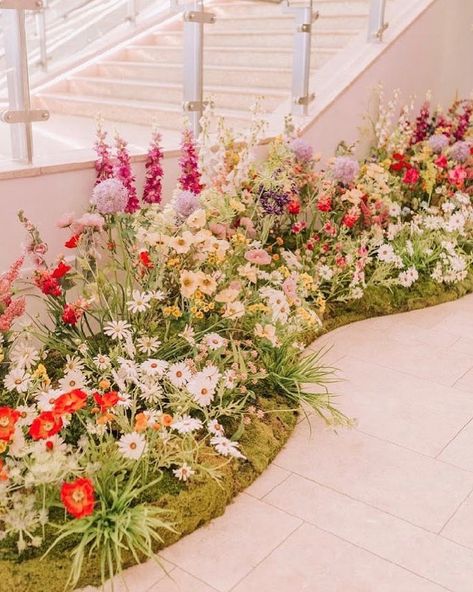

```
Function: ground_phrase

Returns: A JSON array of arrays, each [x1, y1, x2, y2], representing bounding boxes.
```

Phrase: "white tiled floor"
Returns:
[[79, 294, 473, 592]]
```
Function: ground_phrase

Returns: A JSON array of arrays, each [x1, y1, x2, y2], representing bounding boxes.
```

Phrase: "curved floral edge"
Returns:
[[2, 272, 473, 591]]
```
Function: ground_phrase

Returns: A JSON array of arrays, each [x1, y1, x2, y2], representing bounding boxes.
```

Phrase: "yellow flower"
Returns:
[[167, 257, 181, 269]]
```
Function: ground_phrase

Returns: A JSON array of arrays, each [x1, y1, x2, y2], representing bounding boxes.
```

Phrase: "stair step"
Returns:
[[64, 76, 287, 111], [33, 93, 254, 129], [210, 0, 371, 17], [201, 29, 358, 49], [119, 44, 335, 68], [89, 61, 297, 89]]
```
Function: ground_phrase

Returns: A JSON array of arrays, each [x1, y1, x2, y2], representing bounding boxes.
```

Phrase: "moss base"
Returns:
[[1, 274, 473, 592]]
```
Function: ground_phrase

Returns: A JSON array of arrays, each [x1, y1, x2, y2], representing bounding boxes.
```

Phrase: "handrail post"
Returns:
[[126, 0, 137, 23], [0, 0, 50, 164], [285, 0, 316, 117], [367, 0, 388, 42], [172, 0, 216, 136]]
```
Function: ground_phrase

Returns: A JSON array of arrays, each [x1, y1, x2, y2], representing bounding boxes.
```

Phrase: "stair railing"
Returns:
[[171, 0, 216, 136], [0, 0, 49, 163], [367, 0, 388, 41]]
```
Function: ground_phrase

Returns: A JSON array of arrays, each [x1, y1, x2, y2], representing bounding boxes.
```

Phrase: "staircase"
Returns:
[[31, 0, 372, 134]]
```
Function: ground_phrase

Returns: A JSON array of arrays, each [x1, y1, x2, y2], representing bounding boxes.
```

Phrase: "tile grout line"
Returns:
[[227, 522, 305, 592], [438, 485, 473, 536], [435, 416, 473, 459], [256, 499, 455, 592], [245, 471, 293, 501]]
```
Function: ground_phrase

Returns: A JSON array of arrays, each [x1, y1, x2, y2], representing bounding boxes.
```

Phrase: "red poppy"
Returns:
[[51, 261, 71, 279], [139, 251, 154, 269], [29, 412, 63, 440], [35, 272, 62, 297], [287, 200, 301, 215], [390, 153, 409, 172], [65, 234, 81, 249], [53, 389, 88, 415], [62, 304, 78, 325], [61, 477, 95, 519], [402, 167, 420, 185], [0, 407, 20, 442], [93, 391, 120, 413]]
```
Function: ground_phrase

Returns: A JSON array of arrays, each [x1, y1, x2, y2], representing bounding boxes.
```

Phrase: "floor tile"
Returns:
[[265, 474, 473, 592], [160, 494, 301, 592], [275, 418, 473, 531], [232, 523, 446, 592], [244, 464, 291, 499], [148, 568, 217, 592], [442, 492, 473, 549], [438, 419, 473, 470]]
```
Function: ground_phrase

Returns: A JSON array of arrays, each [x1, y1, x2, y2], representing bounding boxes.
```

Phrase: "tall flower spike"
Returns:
[[114, 131, 140, 213], [178, 127, 203, 195], [94, 118, 114, 185], [142, 128, 164, 204]]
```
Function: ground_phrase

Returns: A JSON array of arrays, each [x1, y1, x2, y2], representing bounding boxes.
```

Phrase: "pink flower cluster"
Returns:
[[178, 128, 203, 195], [0, 257, 26, 333]]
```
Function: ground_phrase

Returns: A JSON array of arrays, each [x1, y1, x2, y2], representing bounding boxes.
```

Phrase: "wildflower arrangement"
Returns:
[[0, 92, 472, 591]]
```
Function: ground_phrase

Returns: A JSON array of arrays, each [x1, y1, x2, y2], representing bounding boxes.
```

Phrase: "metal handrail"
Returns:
[[368, 0, 388, 42]]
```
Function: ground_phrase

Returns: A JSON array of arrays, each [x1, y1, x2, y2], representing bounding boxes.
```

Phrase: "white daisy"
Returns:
[[58, 370, 87, 392], [63, 355, 84, 373], [172, 415, 203, 434], [140, 359, 169, 377], [16, 405, 36, 427], [35, 388, 62, 412], [208, 419, 225, 436], [187, 373, 218, 406], [118, 432, 147, 460], [203, 333, 228, 351], [148, 290, 166, 302], [136, 335, 162, 355], [173, 463, 195, 482], [93, 353, 111, 371], [211, 436, 246, 459], [179, 324, 196, 345], [127, 290, 152, 314], [167, 361, 192, 387], [104, 320, 132, 341], [9, 342, 40, 369], [4, 368, 31, 393], [139, 380, 164, 404]]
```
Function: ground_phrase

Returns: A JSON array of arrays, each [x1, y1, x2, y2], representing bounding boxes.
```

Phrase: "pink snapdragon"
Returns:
[[114, 133, 140, 213], [143, 130, 164, 204], [178, 128, 203, 195], [94, 121, 114, 185], [0, 298, 26, 333]]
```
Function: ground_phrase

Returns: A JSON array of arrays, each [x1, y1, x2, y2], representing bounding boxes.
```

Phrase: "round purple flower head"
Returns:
[[290, 138, 313, 162], [450, 140, 470, 162], [91, 178, 128, 214], [332, 156, 360, 185], [174, 190, 199, 219], [428, 134, 449, 153]]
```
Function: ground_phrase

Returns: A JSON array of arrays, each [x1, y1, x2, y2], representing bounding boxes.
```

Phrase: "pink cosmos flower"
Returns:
[[244, 249, 272, 265], [76, 213, 105, 230], [57, 212, 76, 229]]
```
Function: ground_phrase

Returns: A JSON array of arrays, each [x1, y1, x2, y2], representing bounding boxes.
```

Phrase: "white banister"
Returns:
[[367, 0, 388, 42], [284, 0, 317, 117], [171, 0, 216, 136], [0, 0, 49, 163], [35, 0, 48, 71]]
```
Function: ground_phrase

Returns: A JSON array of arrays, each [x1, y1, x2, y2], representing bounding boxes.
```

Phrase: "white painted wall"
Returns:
[[0, 0, 472, 270]]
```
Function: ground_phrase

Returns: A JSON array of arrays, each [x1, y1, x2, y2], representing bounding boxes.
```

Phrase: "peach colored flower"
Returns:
[[245, 249, 272, 265], [180, 270, 199, 298]]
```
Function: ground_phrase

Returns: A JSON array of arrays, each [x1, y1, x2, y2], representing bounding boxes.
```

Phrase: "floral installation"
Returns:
[[0, 93, 472, 591]]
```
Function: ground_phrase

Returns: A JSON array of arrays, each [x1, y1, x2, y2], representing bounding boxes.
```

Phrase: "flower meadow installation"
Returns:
[[0, 94, 472, 591]]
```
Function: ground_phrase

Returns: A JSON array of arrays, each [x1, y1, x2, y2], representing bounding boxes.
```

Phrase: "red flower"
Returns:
[[448, 166, 467, 188], [291, 221, 307, 234], [61, 477, 95, 519], [287, 200, 301, 215], [139, 251, 154, 269], [342, 212, 359, 229], [434, 155, 448, 169], [65, 234, 81, 249], [51, 261, 71, 279], [316, 195, 332, 212], [53, 390, 88, 415], [93, 391, 120, 413], [35, 272, 62, 297], [335, 256, 346, 267], [62, 304, 78, 325], [390, 153, 409, 172], [402, 167, 420, 185], [0, 407, 20, 442], [29, 412, 63, 440]]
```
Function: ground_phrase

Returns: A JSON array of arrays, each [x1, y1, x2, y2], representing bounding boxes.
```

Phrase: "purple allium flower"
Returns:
[[91, 178, 128, 214], [174, 190, 199, 219], [332, 156, 360, 185], [259, 186, 291, 215], [450, 140, 471, 162], [290, 138, 313, 162], [428, 134, 449, 153]]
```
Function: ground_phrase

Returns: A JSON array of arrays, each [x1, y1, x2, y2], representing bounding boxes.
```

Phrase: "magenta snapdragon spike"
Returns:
[[454, 102, 472, 141], [94, 121, 114, 185], [143, 129, 164, 204], [411, 101, 431, 145], [178, 127, 203, 195], [114, 132, 140, 214]]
